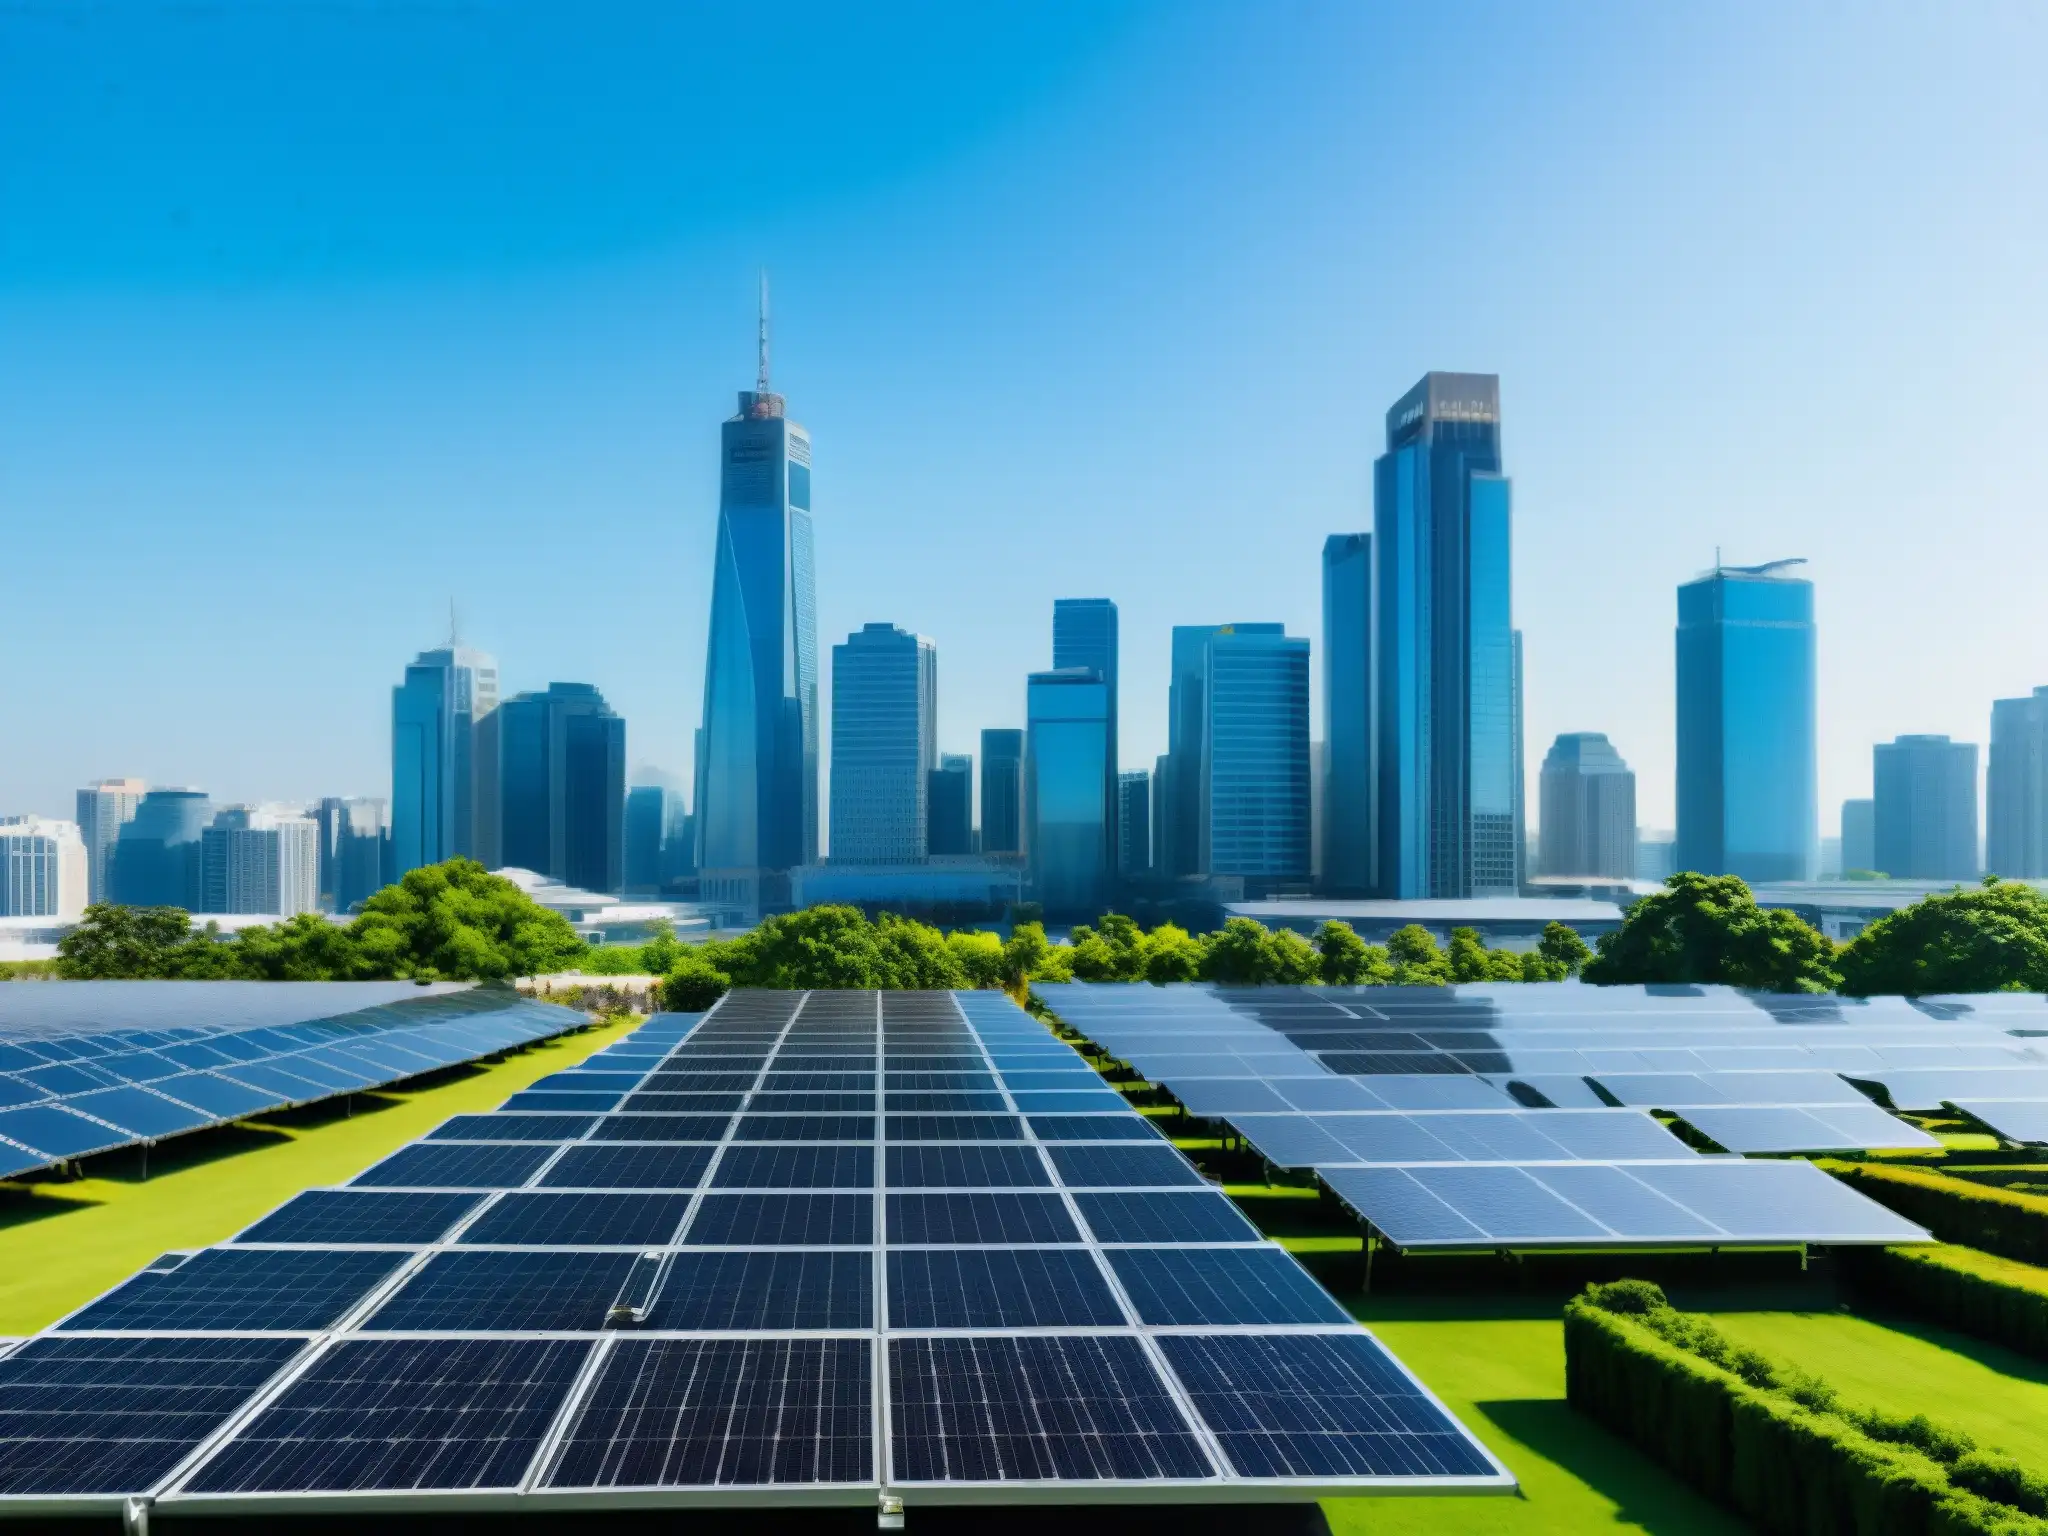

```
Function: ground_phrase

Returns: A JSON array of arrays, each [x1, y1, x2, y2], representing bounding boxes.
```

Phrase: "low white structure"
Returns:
[[0, 817, 88, 920], [492, 868, 712, 944]]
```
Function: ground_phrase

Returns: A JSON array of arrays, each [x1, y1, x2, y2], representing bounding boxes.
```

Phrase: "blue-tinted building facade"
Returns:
[[694, 357, 818, 915], [929, 754, 973, 856], [1372, 373, 1522, 898], [1118, 770, 1151, 878], [391, 645, 498, 879], [1026, 668, 1111, 915], [1201, 630, 1311, 888], [1674, 561, 1817, 882], [497, 683, 626, 894], [1321, 532, 1372, 893], [1161, 622, 1284, 880], [829, 623, 936, 862], [1988, 688, 2048, 878], [980, 728, 1024, 855], [1873, 734, 1978, 881], [1053, 599, 1119, 861], [623, 785, 670, 893], [109, 788, 213, 908]]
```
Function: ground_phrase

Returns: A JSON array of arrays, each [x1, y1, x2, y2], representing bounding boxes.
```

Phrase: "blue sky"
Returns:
[[3, 1, 2044, 840]]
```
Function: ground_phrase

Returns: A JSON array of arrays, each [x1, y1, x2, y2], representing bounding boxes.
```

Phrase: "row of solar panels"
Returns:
[[0, 993, 1514, 1511], [0, 987, 588, 1177]]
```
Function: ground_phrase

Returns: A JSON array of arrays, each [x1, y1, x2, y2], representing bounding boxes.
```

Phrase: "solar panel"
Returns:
[[540, 1143, 715, 1189], [1950, 1099, 2048, 1145], [1045, 1143, 1207, 1188], [350, 1141, 556, 1189], [1027, 1114, 1163, 1142], [887, 1191, 1079, 1245], [886, 1250, 1122, 1329], [367, 1250, 639, 1331], [712, 1144, 873, 1189], [588, 1114, 731, 1142], [1675, 1103, 1940, 1153], [234, 1190, 483, 1246], [1073, 1190, 1264, 1244], [683, 1193, 874, 1246], [59, 1248, 404, 1332], [647, 1251, 872, 1329], [1106, 1247, 1352, 1326], [886, 1143, 1050, 1188], [428, 1113, 598, 1142]]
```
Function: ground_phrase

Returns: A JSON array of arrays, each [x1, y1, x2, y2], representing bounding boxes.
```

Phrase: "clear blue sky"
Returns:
[[4, 1, 2044, 840]]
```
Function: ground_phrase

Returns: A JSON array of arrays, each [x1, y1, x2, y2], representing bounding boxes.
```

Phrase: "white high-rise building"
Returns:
[[200, 807, 321, 917], [0, 817, 89, 919], [75, 778, 146, 904]]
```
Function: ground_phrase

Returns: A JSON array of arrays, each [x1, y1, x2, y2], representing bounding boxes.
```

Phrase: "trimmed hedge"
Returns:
[[1822, 1160, 2048, 1266], [1847, 1244, 2048, 1361], [1564, 1280, 2048, 1535]]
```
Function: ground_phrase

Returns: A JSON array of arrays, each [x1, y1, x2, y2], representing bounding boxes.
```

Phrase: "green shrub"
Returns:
[[1846, 1244, 2048, 1361], [1824, 1161, 2048, 1267]]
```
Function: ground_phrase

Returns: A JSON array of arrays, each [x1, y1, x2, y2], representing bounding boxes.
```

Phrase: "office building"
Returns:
[[624, 785, 672, 894], [1873, 735, 1978, 881], [1674, 559, 1818, 882], [1989, 688, 2048, 878], [1118, 770, 1152, 879], [1635, 831, 1676, 883], [0, 818, 88, 919], [1026, 668, 1111, 914], [1321, 532, 1372, 893], [1201, 629, 1312, 889], [829, 623, 936, 862], [497, 683, 627, 894], [1538, 733, 1637, 879], [980, 729, 1024, 855], [1053, 598, 1119, 860], [1160, 623, 1284, 880], [391, 643, 499, 878], [1840, 800, 1876, 876], [928, 754, 973, 857], [1372, 372, 1523, 898], [109, 788, 213, 909], [694, 296, 819, 915], [75, 779, 146, 904], [200, 807, 321, 917], [314, 796, 389, 913]]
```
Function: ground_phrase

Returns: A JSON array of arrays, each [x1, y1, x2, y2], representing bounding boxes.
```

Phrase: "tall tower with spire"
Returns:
[[693, 277, 819, 917]]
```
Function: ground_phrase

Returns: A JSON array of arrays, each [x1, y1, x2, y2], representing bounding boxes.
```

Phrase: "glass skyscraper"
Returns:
[[1674, 560, 1817, 883], [1117, 770, 1151, 878], [1026, 667, 1111, 915], [1840, 798, 1876, 875], [694, 322, 818, 915], [928, 754, 973, 856], [979, 728, 1024, 855], [75, 778, 146, 905], [1320, 533, 1372, 893], [109, 788, 213, 908], [1372, 373, 1522, 898], [1537, 733, 1637, 879], [1873, 734, 1978, 881], [314, 796, 390, 912], [391, 644, 499, 879], [623, 785, 671, 894], [496, 682, 626, 894], [1160, 622, 1283, 880], [1053, 599, 1118, 862], [828, 623, 936, 862], [1200, 629, 1311, 888], [1988, 688, 2048, 878]]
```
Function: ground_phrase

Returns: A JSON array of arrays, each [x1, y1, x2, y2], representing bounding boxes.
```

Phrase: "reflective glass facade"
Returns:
[[314, 797, 390, 913], [1026, 668, 1110, 915], [829, 623, 936, 862], [109, 789, 213, 908], [1840, 798, 1876, 875], [1320, 533, 1372, 893], [1118, 770, 1151, 877], [1538, 733, 1637, 879], [1053, 599, 1119, 861], [1372, 373, 1521, 898], [980, 729, 1024, 855], [1201, 631, 1311, 886], [928, 754, 973, 856], [497, 683, 626, 894], [1988, 688, 2048, 878], [1674, 566, 1817, 882], [1160, 623, 1283, 879], [694, 386, 818, 915], [623, 786, 669, 893], [390, 646, 498, 879], [1873, 735, 1978, 881]]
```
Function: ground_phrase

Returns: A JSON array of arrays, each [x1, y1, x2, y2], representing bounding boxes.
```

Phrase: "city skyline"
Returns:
[[4, 5, 2045, 836]]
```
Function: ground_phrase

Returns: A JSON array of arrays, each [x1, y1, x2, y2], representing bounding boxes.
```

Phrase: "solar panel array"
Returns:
[[1036, 983, 1945, 1251], [0, 990, 1512, 1518], [0, 983, 588, 1179]]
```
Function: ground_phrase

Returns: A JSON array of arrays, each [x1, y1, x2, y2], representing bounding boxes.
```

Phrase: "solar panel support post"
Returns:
[[122, 1495, 150, 1536], [878, 1492, 905, 1529]]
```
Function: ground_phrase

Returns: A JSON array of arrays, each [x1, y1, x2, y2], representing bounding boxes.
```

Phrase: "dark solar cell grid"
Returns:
[[185, 1337, 590, 1493], [648, 1251, 872, 1330], [1074, 1191, 1262, 1245], [1028, 1114, 1162, 1142], [886, 1144, 1051, 1188], [501, 1090, 623, 1113], [889, 1336, 1212, 1482], [1046, 1143, 1206, 1189], [61, 1248, 404, 1333], [761, 1072, 873, 1091], [540, 1143, 714, 1190], [621, 1092, 747, 1114], [351, 1142, 555, 1190], [644, 1073, 757, 1092], [684, 1193, 874, 1247], [886, 1092, 1010, 1113], [885, 1072, 996, 1090], [731, 1114, 874, 1142], [235, 1191, 482, 1247], [546, 1338, 872, 1488], [1107, 1247, 1350, 1326], [746, 1092, 876, 1114], [586, 1114, 731, 1143], [885, 1114, 1025, 1142], [367, 1250, 638, 1332], [0, 1335, 305, 1495], [886, 1249, 1122, 1329], [459, 1192, 693, 1247], [427, 1114, 596, 1142], [713, 1144, 874, 1190], [886, 1191, 1079, 1245], [882, 1056, 985, 1072]]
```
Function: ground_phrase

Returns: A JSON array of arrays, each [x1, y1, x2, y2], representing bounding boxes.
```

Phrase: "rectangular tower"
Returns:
[[1988, 689, 2048, 878], [1053, 599, 1119, 865], [1200, 629, 1311, 890], [1372, 372, 1520, 897], [390, 644, 498, 879], [979, 729, 1024, 855], [496, 682, 627, 894], [75, 779, 145, 905], [1026, 668, 1111, 915], [1538, 733, 1637, 879], [928, 754, 973, 857], [1874, 734, 1978, 881], [1117, 770, 1152, 878], [1320, 534, 1372, 893], [829, 623, 937, 862], [1161, 623, 1283, 879]]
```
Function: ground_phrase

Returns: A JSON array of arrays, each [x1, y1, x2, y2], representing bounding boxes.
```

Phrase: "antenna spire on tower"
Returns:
[[757, 269, 771, 395], [447, 597, 460, 647]]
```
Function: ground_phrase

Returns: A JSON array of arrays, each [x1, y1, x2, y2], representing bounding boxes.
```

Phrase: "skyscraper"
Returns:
[[829, 623, 936, 862], [391, 643, 499, 879], [623, 785, 671, 894], [200, 807, 321, 917], [979, 729, 1024, 856], [1874, 735, 1978, 882], [928, 755, 973, 856], [0, 818, 87, 919], [1160, 623, 1284, 880], [496, 683, 627, 893], [1840, 799, 1876, 875], [109, 788, 213, 908], [314, 796, 390, 912], [75, 778, 146, 905], [1320, 533, 1372, 893], [1200, 629, 1311, 889], [1372, 373, 1522, 898], [1988, 688, 2048, 878], [1118, 770, 1152, 878], [1053, 599, 1118, 861], [1674, 559, 1818, 882], [1537, 733, 1637, 879], [1026, 668, 1111, 914], [694, 287, 818, 916]]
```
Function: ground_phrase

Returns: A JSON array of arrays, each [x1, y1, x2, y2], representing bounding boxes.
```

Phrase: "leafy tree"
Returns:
[[945, 930, 1007, 988], [225, 913, 362, 980], [1264, 926, 1321, 984], [1313, 921, 1391, 985], [1483, 946, 1527, 981], [57, 904, 201, 979], [1068, 914, 1147, 982], [1582, 872, 1837, 992], [661, 949, 731, 1011], [1139, 923, 1205, 983], [1386, 924, 1451, 985], [1537, 921, 1593, 979], [872, 913, 968, 989], [348, 859, 586, 980], [1447, 927, 1492, 983], [1837, 877, 2048, 995], [1002, 922, 1055, 990], [1200, 917, 1281, 983]]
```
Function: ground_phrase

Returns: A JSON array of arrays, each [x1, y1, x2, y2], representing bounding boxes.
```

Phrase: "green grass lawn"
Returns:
[[0, 1012, 635, 1334]]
